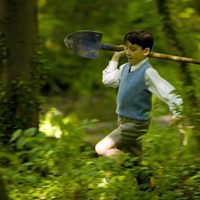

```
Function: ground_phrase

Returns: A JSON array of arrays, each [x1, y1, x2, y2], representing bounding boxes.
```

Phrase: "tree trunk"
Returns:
[[156, 0, 200, 152], [0, 0, 40, 142], [0, 174, 9, 200]]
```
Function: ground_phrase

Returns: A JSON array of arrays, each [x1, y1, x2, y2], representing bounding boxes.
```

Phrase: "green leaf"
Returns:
[[23, 127, 37, 137], [9, 129, 23, 143], [26, 174, 39, 184], [0, 152, 19, 164], [16, 137, 28, 150]]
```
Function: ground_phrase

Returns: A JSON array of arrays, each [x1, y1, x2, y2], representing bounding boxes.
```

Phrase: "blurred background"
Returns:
[[38, 0, 200, 121]]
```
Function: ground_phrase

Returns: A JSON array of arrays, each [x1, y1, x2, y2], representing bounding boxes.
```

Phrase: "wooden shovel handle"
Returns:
[[101, 43, 125, 51], [101, 43, 200, 65], [149, 52, 200, 65]]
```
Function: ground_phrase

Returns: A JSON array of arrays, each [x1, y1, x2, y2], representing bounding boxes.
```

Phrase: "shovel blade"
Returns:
[[64, 30, 103, 59]]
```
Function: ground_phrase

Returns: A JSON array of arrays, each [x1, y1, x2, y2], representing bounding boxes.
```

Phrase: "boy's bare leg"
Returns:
[[95, 136, 123, 157]]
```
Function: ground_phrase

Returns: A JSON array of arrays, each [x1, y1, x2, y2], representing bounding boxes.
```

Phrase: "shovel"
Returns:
[[64, 30, 200, 65]]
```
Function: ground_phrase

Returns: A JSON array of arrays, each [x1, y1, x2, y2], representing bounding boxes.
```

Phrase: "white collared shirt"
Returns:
[[102, 58, 183, 118]]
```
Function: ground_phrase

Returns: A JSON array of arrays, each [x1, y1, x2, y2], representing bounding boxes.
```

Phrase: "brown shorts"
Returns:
[[108, 115, 150, 157]]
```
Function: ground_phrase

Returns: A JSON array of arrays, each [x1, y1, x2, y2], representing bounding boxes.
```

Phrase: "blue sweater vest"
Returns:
[[116, 61, 152, 121]]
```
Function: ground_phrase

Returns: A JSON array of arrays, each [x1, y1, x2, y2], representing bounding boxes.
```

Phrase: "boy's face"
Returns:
[[125, 41, 150, 65]]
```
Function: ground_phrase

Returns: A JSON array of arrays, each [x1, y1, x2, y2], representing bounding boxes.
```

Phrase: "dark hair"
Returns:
[[124, 30, 154, 50]]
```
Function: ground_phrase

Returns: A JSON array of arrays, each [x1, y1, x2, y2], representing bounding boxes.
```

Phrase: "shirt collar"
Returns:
[[130, 58, 148, 72]]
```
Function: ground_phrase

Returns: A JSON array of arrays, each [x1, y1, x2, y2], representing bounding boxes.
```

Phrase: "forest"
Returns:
[[0, 0, 200, 199]]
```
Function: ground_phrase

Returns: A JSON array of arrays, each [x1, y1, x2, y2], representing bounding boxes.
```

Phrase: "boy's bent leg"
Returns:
[[95, 136, 123, 157]]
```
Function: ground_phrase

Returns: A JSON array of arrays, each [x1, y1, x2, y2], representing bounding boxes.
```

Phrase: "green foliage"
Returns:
[[0, 126, 60, 199], [0, 108, 199, 199]]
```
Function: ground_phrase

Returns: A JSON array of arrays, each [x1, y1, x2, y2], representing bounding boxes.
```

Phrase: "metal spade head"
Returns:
[[64, 30, 103, 59]]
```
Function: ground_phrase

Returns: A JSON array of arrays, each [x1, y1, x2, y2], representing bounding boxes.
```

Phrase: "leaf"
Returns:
[[9, 129, 23, 143], [26, 174, 39, 184], [0, 152, 19, 164], [16, 137, 28, 150], [23, 127, 37, 137]]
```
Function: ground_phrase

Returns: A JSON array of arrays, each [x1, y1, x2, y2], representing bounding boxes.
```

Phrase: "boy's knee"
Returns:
[[95, 143, 106, 155]]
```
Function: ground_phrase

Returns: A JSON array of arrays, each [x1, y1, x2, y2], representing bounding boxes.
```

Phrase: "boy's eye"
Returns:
[[128, 48, 136, 51]]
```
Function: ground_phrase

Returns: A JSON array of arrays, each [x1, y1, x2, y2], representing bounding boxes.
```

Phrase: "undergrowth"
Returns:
[[0, 108, 199, 200]]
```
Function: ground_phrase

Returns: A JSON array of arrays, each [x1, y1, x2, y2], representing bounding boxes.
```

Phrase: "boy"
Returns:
[[95, 30, 183, 187]]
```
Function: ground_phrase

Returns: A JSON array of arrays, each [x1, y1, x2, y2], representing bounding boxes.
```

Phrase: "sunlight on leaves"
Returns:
[[39, 108, 64, 138], [179, 8, 195, 19], [39, 107, 79, 138], [38, 0, 47, 8]]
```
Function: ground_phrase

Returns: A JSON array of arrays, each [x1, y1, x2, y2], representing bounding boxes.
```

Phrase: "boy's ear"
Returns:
[[143, 48, 150, 56]]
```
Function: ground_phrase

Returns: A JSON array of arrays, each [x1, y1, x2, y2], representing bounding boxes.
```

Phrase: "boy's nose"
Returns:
[[126, 51, 131, 57], [125, 49, 131, 54]]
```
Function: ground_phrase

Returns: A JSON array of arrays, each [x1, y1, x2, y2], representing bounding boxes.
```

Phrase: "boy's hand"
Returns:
[[111, 45, 125, 62]]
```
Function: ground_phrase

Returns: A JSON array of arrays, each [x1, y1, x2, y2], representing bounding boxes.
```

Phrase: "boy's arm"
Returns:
[[145, 68, 183, 120], [102, 51, 125, 88]]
